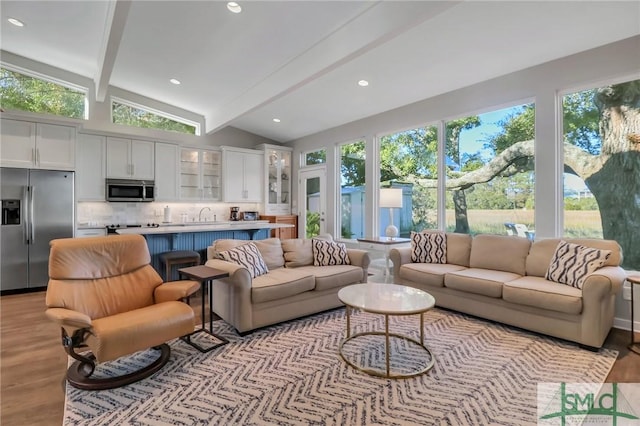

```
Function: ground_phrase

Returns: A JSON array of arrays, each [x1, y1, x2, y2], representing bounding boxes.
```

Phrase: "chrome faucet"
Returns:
[[198, 207, 212, 222]]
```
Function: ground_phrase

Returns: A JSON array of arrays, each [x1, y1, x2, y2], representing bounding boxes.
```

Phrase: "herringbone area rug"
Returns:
[[63, 308, 617, 425]]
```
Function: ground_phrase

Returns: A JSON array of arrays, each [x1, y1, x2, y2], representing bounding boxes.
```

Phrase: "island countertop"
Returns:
[[115, 221, 294, 235]]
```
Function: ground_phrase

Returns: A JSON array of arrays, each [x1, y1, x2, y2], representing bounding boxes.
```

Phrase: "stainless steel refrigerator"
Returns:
[[1, 168, 74, 292]]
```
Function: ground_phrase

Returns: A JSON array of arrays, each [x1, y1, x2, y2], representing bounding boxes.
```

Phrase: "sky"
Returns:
[[457, 105, 589, 192]]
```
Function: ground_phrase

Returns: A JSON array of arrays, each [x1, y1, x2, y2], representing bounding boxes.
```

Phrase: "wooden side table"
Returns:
[[178, 265, 230, 353], [628, 275, 640, 355]]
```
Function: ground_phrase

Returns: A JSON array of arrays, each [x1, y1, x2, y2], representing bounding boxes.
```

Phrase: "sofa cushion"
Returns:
[[410, 231, 446, 263], [294, 265, 364, 291], [312, 239, 350, 266], [251, 268, 315, 303], [469, 234, 531, 275], [443, 232, 473, 267], [219, 243, 268, 278], [282, 239, 313, 267], [253, 238, 285, 270], [545, 240, 611, 289], [503, 276, 582, 315], [399, 263, 467, 288], [211, 238, 284, 270], [444, 268, 521, 298]]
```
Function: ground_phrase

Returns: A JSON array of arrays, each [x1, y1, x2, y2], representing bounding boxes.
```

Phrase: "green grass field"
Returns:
[[442, 209, 602, 238]]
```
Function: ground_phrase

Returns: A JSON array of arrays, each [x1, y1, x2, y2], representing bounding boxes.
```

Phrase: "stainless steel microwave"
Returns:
[[106, 179, 155, 202]]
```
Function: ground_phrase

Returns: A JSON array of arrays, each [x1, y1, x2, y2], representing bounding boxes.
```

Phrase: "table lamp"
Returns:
[[380, 188, 403, 239]]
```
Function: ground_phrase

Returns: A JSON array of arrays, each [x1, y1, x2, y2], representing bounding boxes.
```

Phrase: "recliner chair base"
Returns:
[[66, 344, 171, 390]]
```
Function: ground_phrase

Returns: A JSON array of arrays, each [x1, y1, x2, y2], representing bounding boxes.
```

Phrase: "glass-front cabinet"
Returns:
[[180, 148, 221, 200], [258, 144, 293, 215]]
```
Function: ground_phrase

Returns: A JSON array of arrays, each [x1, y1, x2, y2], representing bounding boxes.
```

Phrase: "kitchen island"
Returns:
[[116, 221, 295, 277]]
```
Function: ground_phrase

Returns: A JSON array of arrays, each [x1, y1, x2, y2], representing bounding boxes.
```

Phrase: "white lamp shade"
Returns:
[[379, 188, 403, 208]]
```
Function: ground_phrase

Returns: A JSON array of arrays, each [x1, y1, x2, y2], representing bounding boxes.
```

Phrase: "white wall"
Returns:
[[287, 35, 640, 329]]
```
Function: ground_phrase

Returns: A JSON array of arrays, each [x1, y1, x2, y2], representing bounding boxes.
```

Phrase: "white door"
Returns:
[[298, 166, 326, 239]]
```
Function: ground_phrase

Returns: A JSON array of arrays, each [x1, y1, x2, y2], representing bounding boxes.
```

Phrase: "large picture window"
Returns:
[[339, 140, 366, 239], [112, 98, 199, 135], [562, 79, 640, 270], [378, 125, 438, 237], [0, 67, 86, 119], [445, 103, 535, 238]]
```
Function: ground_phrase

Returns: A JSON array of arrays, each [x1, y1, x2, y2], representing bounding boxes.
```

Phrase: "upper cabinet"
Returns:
[[76, 134, 106, 201], [106, 137, 154, 180], [257, 144, 293, 215], [180, 148, 222, 201], [0, 119, 76, 170], [222, 147, 263, 203], [155, 142, 180, 201]]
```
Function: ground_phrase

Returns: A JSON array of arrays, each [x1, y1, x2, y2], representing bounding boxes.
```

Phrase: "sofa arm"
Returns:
[[582, 266, 626, 298], [154, 280, 200, 303], [389, 247, 413, 277], [347, 249, 370, 269], [204, 258, 254, 332]]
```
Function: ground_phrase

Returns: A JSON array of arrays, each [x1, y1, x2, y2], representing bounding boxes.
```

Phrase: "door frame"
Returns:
[[298, 166, 326, 238]]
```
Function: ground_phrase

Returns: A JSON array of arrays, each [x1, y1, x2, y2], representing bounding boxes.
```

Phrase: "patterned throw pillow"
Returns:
[[219, 242, 269, 278], [312, 239, 351, 266], [545, 240, 611, 289], [411, 231, 447, 264]]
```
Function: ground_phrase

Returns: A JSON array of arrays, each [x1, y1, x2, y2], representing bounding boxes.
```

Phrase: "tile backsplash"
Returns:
[[77, 201, 261, 225]]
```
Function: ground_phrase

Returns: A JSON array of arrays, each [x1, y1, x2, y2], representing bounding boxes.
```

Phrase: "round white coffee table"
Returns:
[[338, 282, 436, 379]]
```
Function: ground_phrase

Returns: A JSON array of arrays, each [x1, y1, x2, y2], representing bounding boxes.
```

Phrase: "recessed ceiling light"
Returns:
[[273, 118, 281, 123], [169, 78, 181, 85], [358, 80, 369, 87], [227, 2, 242, 13], [8, 18, 24, 27]]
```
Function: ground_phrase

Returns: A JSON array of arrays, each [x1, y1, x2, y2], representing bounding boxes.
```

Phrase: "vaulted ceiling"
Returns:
[[1, 1, 639, 142]]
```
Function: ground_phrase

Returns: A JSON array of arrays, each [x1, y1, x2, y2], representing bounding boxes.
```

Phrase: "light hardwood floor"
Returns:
[[2, 290, 639, 426]]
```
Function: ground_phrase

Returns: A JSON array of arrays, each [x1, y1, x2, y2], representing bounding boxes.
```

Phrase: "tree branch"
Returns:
[[404, 140, 602, 190]]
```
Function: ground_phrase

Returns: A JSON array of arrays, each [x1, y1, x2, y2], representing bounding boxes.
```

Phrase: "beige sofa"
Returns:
[[389, 233, 626, 348], [204, 238, 370, 333]]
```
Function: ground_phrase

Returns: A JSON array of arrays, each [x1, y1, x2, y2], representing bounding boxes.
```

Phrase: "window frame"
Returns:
[[336, 138, 367, 241], [0, 63, 89, 120]]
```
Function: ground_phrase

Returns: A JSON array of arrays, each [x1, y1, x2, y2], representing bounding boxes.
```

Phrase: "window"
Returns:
[[304, 149, 326, 166], [562, 78, 639, 270], [111, 98, 199, 135], [378, 125, 438, 237], [445, 103, 535, 238], [0, 67, 86, 119], [339, 140, 365, 239]]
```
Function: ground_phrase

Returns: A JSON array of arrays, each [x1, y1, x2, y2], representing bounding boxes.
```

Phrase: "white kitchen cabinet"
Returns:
[[76, 134, 106, 201], [0, 119, 76, 170], [155, 143, 179, 201], [257, 144, 292, 215], [106, 137, 154, 180], [179, 148, 221, 201], [222, 147, 263, 203]]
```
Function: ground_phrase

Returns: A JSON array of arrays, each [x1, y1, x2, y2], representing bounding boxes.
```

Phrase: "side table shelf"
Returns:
[[627, 274, 640, 355]]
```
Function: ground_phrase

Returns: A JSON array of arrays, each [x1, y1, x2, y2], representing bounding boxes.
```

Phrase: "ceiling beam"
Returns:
[[204, 1, 460, 135], [94, 0, 131, 102]]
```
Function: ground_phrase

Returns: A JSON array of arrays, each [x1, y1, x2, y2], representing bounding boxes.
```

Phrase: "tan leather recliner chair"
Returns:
[[45, 234, 199, 390]]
